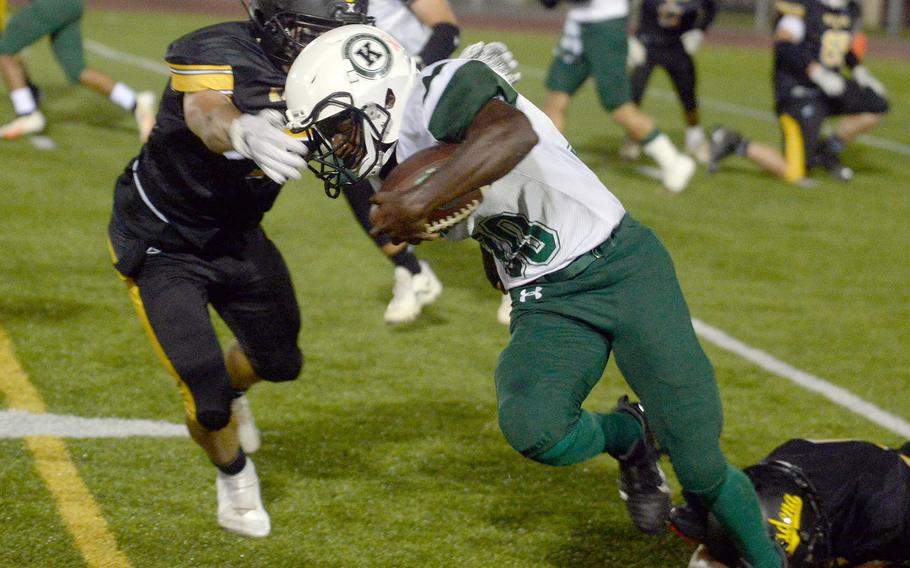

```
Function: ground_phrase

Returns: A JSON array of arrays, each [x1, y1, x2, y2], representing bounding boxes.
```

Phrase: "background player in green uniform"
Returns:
[[0, 0, 155, 140], [286, 25, 786, 567], [539, 0, 697, 194], [708, 0, 888, 184], [107, 0, 368, 537]]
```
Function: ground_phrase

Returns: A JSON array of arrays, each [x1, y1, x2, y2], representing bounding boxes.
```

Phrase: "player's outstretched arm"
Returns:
[[370, 99, 537, 242], [184, 90, 306, 184], [184, 90, 242, 154]]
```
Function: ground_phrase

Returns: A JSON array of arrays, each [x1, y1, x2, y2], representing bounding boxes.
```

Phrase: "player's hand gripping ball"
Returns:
[[374, 143, 486, 235]]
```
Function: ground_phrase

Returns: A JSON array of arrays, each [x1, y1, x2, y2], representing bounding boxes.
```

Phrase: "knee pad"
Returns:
[[498, 394, 577, 462], [254, 347, 303, 382], [195, 409, 231, 431]]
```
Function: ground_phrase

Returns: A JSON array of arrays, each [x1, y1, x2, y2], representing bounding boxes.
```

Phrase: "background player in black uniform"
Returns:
[[623, 0, 717, 164], [708, 0, 888, 184], [673, 438, 910, 567], [107, 0, 368, 537]]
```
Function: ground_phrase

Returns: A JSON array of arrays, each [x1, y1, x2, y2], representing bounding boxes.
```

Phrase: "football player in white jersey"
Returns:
[[285, 25, 786, 567], [345, 0, 520, 325]]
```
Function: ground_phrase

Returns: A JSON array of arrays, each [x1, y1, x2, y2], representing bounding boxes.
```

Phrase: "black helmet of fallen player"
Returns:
[[702, 461, 830, 567], [246, 0, 371, 66]]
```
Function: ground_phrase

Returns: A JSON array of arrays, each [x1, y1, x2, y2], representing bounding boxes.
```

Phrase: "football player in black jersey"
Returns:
[[624, 0, 717, 164], [107, 0, 368, 537], [672, 438, 910, 567], [708, 0, 888, 184]]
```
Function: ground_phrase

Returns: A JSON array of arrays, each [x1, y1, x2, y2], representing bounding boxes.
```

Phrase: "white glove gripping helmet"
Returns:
[[285, 24, 419, 197]]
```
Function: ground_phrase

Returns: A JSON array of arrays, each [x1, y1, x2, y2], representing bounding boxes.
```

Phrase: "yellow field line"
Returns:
[[0, 326, 132, 568]]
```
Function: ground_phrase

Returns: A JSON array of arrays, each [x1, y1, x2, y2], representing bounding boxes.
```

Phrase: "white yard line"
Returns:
[[83, 40, 910, 438], [693, 319, 910, 438], [0, 409, 188, 438]]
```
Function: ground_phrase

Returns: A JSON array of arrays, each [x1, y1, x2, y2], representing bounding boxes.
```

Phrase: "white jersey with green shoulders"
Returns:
[[395, 58, 626, 289]]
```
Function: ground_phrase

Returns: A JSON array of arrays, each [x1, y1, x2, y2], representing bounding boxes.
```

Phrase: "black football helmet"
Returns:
[[700, 461, 829, 567], [246, 0, 371, 66]]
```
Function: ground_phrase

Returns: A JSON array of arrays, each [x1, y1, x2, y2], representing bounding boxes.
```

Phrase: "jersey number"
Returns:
[[820, 29, 851, 68], [476, 213, 560, 278]]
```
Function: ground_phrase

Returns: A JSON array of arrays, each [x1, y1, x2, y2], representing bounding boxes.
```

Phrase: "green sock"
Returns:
[[600, 410, 643, 458], [699, 465, 781, 568], [535, 410, 606, 466]]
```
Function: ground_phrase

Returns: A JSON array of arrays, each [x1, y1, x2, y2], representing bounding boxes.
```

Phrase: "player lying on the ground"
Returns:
[[285, 24, 786, 567], [623, 0, 716, 164], [708, 0, 887, 183], [673, 438, 910, 567], [0, 0, 154, 141]]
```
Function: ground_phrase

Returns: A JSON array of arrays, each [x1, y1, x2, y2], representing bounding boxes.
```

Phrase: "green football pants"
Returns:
[[545, 16, 632, 111], [495, 215, 726, 493], [0, 0, 85, 82]]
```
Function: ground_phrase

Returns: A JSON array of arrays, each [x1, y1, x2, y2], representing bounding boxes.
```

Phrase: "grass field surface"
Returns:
[[1, 8, 909, 567]]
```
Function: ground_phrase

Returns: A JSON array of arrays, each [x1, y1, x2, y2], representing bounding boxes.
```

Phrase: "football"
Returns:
[[379, 143, 486, 234]]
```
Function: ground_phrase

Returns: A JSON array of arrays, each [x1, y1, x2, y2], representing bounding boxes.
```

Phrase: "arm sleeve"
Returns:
[[165, 38, 235, 95], [696, 0, 718, 30], [424, 60, 518, 143], [775, 40, 813, 76], [417, 22, 460, 66]]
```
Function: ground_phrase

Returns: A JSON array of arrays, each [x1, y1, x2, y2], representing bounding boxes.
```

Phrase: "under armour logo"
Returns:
[[146, 247, 161, 255], [356, 43, 382, 65], [519, 287, 543, 303]]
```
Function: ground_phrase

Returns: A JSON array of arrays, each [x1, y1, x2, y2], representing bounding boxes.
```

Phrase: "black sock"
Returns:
[[735, 138, 751, 157], [217, 450, 247, 476], [827, 134, 846, 155], [391, 249, 421, 274]]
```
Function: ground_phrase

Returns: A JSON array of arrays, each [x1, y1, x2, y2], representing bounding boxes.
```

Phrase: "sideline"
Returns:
[[82, 39, 910, 438], [0, 326, 133, 568]]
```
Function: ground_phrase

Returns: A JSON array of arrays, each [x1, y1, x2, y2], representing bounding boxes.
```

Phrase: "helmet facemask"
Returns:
[[291, 91, 394, 197]]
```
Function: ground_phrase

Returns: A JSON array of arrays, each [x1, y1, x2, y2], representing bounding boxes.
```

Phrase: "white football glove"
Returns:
[[853, 64, 886, 96], [627, 36, 647, 69], [229, 109, 307, 185], [808, 65, 846, 97], [458, 41, 522, 85], [680, 29, 704, 55]]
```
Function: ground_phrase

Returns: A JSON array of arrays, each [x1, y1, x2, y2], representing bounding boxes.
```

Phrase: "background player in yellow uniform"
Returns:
[[708, 0, 887, 183], [108, 0, 368, 537]]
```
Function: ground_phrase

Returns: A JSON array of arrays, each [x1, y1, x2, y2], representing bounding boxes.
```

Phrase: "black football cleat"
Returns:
[[614, 395, 671, 535], [816, 137, 853, 182], [668, 503, 708, 543], [708, 126, 743, 173]]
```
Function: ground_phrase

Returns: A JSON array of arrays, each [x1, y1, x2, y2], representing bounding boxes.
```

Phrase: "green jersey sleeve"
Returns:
[[425, 59, 519, 143]]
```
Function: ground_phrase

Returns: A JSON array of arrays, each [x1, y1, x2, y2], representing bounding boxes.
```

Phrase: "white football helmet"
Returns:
[[285, 24, 419, 196]]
